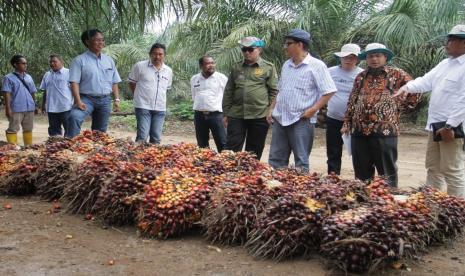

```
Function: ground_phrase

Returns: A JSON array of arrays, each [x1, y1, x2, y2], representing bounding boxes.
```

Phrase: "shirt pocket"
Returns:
[[443, 73, 461, 94]]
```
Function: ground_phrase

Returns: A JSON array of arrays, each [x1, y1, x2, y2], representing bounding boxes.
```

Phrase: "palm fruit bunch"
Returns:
[[35, 149, 88, 200], [201, 172, 275, 245], [43, 136, 73, 154], [93, 162, 155, 225], [133, 145, 175, 169], [308, 177, 368, 214], [136, 167, 212, 239], [201, 150, 271, 175], [0, 149, 41, 195], [419, 186, 465, 240], [246, 192, 325, 261], [77, 129, 116, 145], [63, 152, 119, 214], [320, 204, 434, 273], [271, 168, 319, 192], [366, 177, 395, 204]]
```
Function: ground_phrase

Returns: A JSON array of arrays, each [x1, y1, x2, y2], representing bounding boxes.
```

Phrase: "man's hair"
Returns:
[[199, 55, 213, 66], [48, 54, 64, 63], [10, 54, 25, 67], [81, 29, 103, 47], [149, 43, 166, 54]]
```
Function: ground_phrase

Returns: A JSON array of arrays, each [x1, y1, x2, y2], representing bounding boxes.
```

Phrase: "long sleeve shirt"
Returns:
[[222, 58, 278, 119], [405, 53, 465, 131], [343, 66, 420, 137]]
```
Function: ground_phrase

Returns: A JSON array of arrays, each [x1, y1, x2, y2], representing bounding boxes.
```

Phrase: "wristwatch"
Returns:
[[444, 124, 453, 130]]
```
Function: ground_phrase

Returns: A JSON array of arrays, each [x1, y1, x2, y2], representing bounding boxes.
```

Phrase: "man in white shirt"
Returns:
[[326, 44, 363, 175], [40, 54, 73, 136], [395, 24, 465, 198], [129, 43, 173, 144], [191, 56, 228, 152]]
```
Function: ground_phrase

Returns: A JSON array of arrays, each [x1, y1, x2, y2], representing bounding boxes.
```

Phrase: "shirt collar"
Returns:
[[148, 60, 168, 71], [200, 71, 218, 80], [243, 57, 265, 67], [51, 67, 65, 74], [85, 50, 102, 59], [288, 54, 312, 68], [449, 53, 465, 65]]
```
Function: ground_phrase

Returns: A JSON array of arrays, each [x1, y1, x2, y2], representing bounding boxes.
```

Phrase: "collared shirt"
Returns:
[[223, 58, 278, 119], [405, 53, 465, 131], [40, 67, 73, 113], [343, 66, 420, 137], [191, 71, 228, 112], [327, 65, 363, 121], [1, 72, 37, 113], [69, 50, 121, 96], [128, 60, 173, 111], [273, 54, 337, 126]]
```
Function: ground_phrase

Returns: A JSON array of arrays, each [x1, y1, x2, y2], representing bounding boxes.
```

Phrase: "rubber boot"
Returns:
[[6, 132, 17, 145], [23, 131, 33, 146]]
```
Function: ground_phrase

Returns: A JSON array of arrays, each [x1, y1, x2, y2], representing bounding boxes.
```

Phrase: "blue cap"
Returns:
[[285, 29, 311, 44]]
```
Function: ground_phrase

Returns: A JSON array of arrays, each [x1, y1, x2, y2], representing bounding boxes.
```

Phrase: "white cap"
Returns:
[[334, 44, 361, 57], [448, 24, 465, 39]]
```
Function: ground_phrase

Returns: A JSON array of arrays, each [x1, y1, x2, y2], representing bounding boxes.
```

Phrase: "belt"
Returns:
[[81, 94, 110, 99], [195, 110, 221, 115]]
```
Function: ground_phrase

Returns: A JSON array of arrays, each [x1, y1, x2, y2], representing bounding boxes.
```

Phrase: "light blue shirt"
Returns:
[[69, 50, 121, 96], [327, 66, 363, 121], [40, 67, 73, 113], [1, 72, 37, 113], [273, 54, 337, 126]]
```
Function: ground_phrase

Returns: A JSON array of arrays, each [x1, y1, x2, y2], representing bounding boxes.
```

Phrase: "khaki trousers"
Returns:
[[6, 112, 34, 133], [425, 132, 465, 198]]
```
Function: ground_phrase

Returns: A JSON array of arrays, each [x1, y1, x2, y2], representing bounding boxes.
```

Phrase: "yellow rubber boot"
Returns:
[[23, 131, 33, 146], [6, 132, 17, 145]]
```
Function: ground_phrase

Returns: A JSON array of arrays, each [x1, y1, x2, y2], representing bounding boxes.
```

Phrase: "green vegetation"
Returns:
[[1, 0, 464, 126]]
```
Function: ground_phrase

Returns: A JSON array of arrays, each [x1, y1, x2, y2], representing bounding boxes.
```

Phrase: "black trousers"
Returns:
[[194, 111, 227, 152], [351, 136, 398, 187], [48, 111, 70, 136], [225, 117, 269, 160], [326, 116, 344, 174]]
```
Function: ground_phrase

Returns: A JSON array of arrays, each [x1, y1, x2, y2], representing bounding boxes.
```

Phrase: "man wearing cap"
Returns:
[[268, 29, 337, 171], [341, 43, 420, 187], [191, 55, 228, 152], [326, 44, 363, 175], [222, 36, 278, 160], [394, 25, 465, 198]]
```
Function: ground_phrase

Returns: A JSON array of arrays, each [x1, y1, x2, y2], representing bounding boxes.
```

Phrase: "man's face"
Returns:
[[87, 32, 105, 53], [15, 58, 27, 72], [445, 36, 465, 58], [340, 55, 358, 70], [49, 57, 63, 72], [241, 46, 260, 63], [201, 57, 216, 76], [150, 48, 165, 65], [284, 39, 300, 57], [366, 52, 387, 68]]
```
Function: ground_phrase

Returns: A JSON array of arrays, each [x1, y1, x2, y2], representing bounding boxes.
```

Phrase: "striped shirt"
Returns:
[[272, 54, 337, 126]]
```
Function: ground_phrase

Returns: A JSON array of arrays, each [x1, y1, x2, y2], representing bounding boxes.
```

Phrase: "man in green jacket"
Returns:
[[222, 36, 278, 160]]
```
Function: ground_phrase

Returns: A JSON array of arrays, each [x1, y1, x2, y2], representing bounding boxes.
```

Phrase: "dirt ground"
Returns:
[[1, 116, 464, 276]]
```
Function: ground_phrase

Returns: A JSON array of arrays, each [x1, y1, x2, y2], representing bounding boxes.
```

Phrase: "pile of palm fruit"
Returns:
[[1, 131, 465, 273]]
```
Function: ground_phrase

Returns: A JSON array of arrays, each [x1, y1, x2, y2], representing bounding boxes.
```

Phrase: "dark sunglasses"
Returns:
[[241, 47, 256, 53]]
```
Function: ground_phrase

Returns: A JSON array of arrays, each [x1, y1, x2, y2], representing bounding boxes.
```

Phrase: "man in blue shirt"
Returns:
[[2, 54, 37, 145], [66, 29, 121, 138], [40, 54, 73, 136]]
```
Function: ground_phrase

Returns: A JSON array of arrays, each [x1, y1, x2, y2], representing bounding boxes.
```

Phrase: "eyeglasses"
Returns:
[[241, 47, 256, 53], [283, 41, 297, 47], [17, 62, 27, 65]]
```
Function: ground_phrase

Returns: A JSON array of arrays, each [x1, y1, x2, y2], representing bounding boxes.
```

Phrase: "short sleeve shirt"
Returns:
[[40, 67, 73, 113], [1, 72, 37, 113], [69, 50, 121, 96], [191, 72, 228, 112]]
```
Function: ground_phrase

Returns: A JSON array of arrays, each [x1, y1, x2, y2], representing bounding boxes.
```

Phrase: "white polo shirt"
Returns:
[[129, 60, 173, 111], [191, 71, 228, 112]]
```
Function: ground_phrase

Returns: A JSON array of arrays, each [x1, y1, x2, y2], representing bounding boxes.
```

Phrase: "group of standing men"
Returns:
[[2, 25, 465, 198]]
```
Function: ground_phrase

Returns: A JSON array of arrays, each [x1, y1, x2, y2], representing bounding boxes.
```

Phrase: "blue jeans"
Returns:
[[135, 108, 165, 144], [268, 119, 315, 171], [194, 111, 227, 152], [65, 94, 111, 138], [48, 111, 70, 136]]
